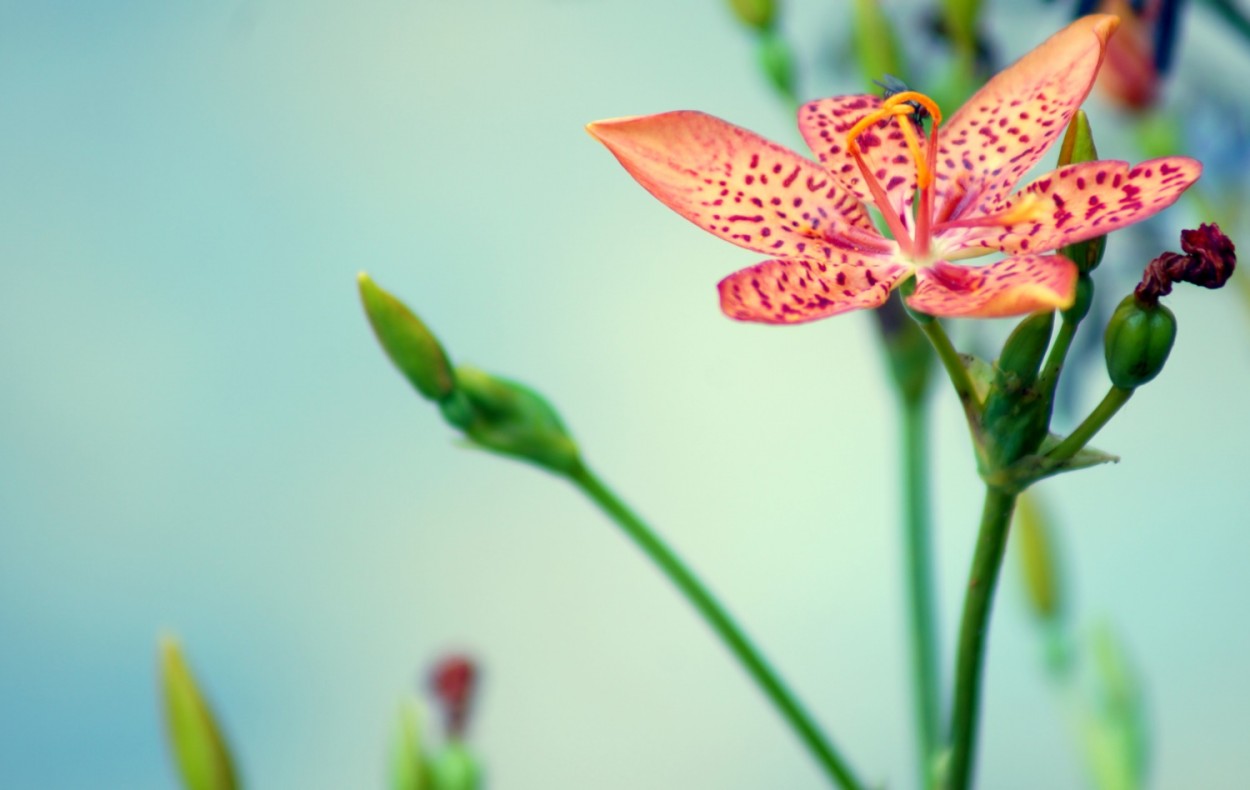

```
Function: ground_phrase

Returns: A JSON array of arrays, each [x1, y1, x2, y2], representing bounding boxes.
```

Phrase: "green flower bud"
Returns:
[[1104, 295, 1176, 389], [390, 701, 430, 790], [455, 366, 581, 475], [981, 312, 1055, 470], [1059, 111, 1107, 274], [1014, 492, 1064, 623], [359, 273, 456, 402], [756, 32, 797, 101], [158, 636, 239, 790], [852, 0, 904, 89], [430, 744, 481, 790], [727, 0, 776, 31], [996, 311, 1054, 391]]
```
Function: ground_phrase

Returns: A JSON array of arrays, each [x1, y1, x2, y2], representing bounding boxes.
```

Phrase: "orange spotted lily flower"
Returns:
[[587, 15, 1200, 324]]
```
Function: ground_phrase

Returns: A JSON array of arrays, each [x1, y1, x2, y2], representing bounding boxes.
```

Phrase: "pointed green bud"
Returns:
[[727, 0, 776, 31], [358, 273, 456, 402], [996, 311, 1054, 391], [454, 366, 581, 475], [852, 0, 904, 89], [1104, 295, 1176, 390], [1014, 492, 1064, 623], [430, 744, 482, 790], [756, 32, 797, 101], [158, 636, 239, 790], [390, 701, 430, 790], [981, 312, 1055, 470], [1058, 112, 1106, 274]]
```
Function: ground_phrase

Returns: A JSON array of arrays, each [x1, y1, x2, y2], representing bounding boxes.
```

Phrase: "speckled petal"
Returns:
[[946, 157, 1202, 255], [718, 256, 909, 324], [798, 96, 917, 229], [906, 256, 1077, 318], [588, 112, 879, 261], [934, 15, 1119, 222]]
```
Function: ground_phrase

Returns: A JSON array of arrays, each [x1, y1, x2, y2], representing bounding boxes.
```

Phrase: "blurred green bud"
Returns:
[[158, 636, 239, 790], [430, 744, 482, 790], [1086, 625, 1150, 789], [941, 0, 984, 53], [852, 0, 904, 89], [359, 272, 456, 402], [757, 32, 797, 101], [1058, 112, 1107, 274], [1104, 295, 1176, 390], [1014, 492, 1063, 623], [390, 701, 430, 790], [727, 0, 776, 31], [455, 366, 581, 475]]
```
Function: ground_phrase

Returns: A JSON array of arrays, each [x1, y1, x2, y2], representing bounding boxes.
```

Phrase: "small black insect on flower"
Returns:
[[874, 74, 929, 128]]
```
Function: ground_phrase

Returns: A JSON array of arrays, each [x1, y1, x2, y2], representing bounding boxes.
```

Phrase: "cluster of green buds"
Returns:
[[358, 273, 581, 477]]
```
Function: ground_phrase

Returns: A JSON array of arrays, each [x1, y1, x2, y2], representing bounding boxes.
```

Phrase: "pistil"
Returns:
[[845, 91, 944, 261]]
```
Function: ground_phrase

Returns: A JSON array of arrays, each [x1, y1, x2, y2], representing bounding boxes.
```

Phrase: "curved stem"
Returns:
[[1039, 316, 1078, 397], [1046, 386, 1134, 464], [568, 463, 867, 790], [945, 486, 1019, 790], [915, 318, 978, 417], [901, 397, 942, 788]]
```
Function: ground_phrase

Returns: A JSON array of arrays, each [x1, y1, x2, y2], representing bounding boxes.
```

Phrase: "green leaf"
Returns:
[[158, 636, 240, 790]]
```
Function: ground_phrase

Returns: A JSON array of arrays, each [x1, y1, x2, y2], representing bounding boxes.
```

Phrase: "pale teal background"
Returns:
[[2, 1, 1249, 788]]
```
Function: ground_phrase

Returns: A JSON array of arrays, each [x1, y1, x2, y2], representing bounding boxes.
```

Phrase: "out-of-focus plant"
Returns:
[[158, 637, 240, 790]]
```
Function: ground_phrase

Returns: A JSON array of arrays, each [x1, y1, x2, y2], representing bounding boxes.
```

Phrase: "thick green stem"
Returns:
[[901, 396, 942, 788], [568, 463, 867, 790], [1046, 386, 1134, 464], [945, 486, 1018, 790]]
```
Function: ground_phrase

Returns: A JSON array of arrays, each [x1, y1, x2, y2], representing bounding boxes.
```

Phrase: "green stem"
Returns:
[[945, 486, 1019, 790], [1039, 316, 1078, 397], [568, 463, 867, 790], [1046, 386, 1134, 464], [901, 396, 942, 788], [915, 319, 978, 416]]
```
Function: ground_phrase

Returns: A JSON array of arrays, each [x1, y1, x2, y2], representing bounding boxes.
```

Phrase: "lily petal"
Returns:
[[907, 256, 1077, 318], [935, 14, 1119, 222], [719, 256, 908, 324], [587, 112, 879, 261], [947, 157, 1202, 256], [798, 96, 917, 230]]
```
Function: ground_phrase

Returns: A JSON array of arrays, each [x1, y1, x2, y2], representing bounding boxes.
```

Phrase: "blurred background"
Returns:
[[2, 0, 1248, 787]]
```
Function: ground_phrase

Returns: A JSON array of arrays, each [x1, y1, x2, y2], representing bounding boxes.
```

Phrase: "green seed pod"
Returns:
[[358, 273, 456, 402], [727, 0, 776, 31], [1104, 295, 1177, 389], [158, 636, 240, 790]]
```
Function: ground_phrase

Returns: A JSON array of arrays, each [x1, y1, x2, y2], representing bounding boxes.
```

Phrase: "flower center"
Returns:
[[845, 91, 943, 262]]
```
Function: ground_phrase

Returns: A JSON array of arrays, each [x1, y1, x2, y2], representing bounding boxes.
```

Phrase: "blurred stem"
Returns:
[[945, 486, 1018, 790], [1046, 387, 1134, 463], [568, 462, 867, 790], [901, 395, 942, 788]]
